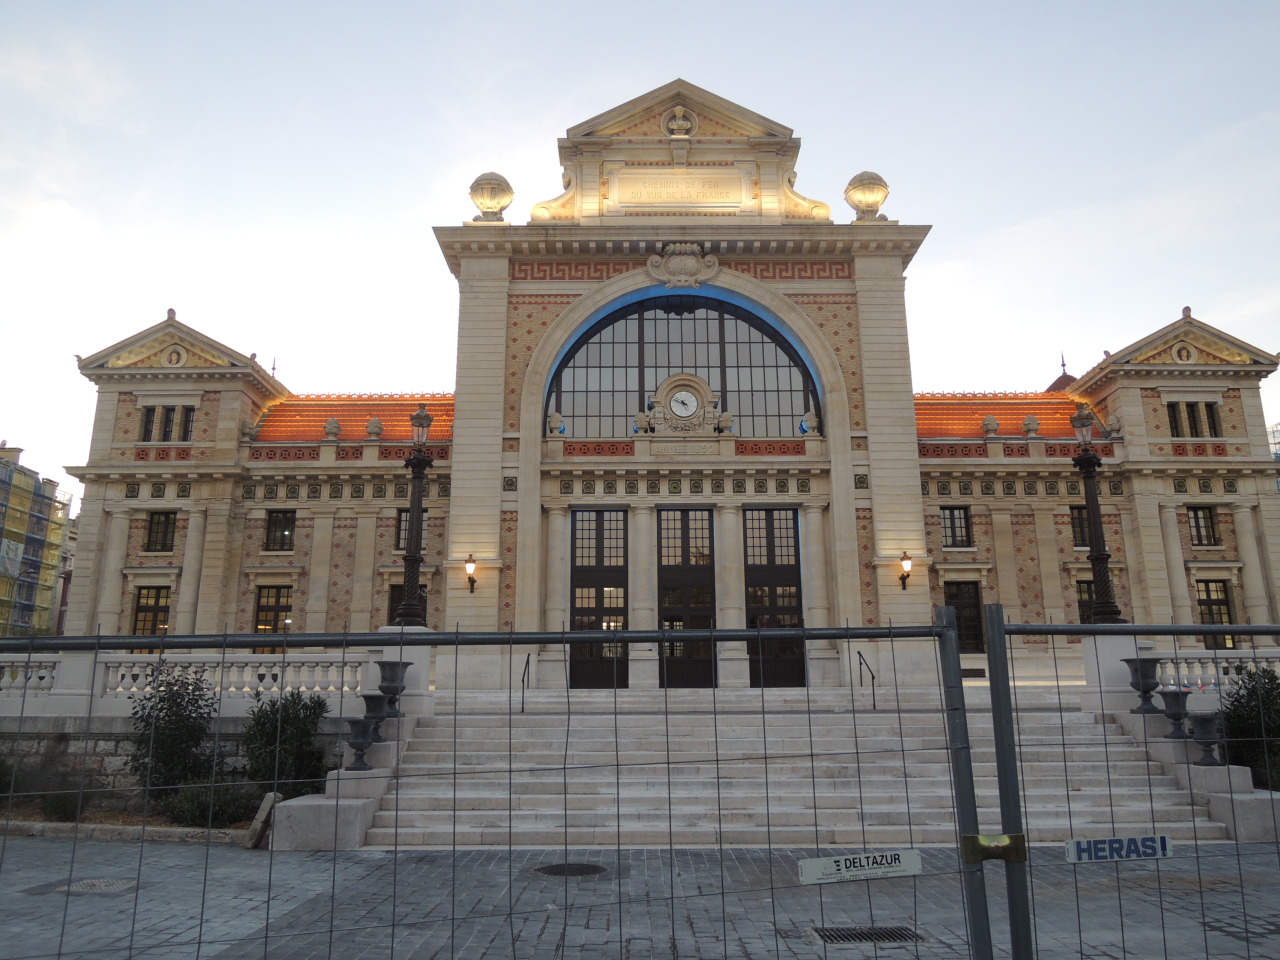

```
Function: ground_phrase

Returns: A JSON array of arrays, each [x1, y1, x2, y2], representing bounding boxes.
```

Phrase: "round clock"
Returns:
[[670, 390, 700, 418]]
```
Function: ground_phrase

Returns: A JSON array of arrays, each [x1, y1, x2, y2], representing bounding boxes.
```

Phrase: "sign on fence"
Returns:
[[1065, 835, 1172, 863], [798, 849, 924, 885]]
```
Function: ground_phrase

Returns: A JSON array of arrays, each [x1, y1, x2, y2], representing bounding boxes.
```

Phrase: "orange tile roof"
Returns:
[[255, 394, 455, 443], [914, 392, 1079, 439]]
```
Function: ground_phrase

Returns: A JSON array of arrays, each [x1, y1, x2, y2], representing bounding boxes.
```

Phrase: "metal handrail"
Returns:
[[520, 652, 531, 714], [856, 650, 877, 710]]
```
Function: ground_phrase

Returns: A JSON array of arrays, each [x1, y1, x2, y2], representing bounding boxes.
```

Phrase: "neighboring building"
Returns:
[[1269, 421, 1280, 461], [0, 445, 72, 635], [60, 81, 1280, 686]]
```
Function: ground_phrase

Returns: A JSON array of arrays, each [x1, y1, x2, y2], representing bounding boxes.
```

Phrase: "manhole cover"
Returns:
[[55, 878, 139, 895], [536, 863, 607, 877], [815, 925, 923, 945]]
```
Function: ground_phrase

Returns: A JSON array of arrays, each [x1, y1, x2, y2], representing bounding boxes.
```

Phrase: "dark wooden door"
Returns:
[[944, 580, 985, 654]]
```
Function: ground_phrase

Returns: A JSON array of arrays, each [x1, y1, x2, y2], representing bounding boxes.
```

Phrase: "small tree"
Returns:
[[1222, 665, 1280, 790], [128, 662, 218, 795], [242, 690, 331, 799]]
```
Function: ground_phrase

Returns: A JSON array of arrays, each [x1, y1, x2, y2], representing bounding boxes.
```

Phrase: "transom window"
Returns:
[[1069, 506, 1090, 548], [144, 511, 177, 552], [546, 296, 820, 439], [264, 511, 296, 551]]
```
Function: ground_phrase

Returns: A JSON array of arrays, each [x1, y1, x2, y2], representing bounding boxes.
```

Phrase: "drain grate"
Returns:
[[56, 878, 139, 895], [815, 925, 923, 944], [536, 862, 607, 877]]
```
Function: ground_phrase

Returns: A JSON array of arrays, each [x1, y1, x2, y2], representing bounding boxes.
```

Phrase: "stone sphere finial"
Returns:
[[981, 415, 1000, 437], [323, 416, 341, 440], [469, 172, 513, 222], [845, 171, 889, 221]]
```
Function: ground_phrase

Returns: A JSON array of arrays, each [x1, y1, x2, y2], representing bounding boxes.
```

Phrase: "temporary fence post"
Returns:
[[984, 604, 1035, 960], [936, 605, 994, 960]]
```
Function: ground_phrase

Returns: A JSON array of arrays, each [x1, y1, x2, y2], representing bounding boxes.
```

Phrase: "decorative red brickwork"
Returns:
[[134, 447, 194, 461], [499, 510, 518, 631], [336, 446, 364, 461], [1169, 443, 1231, 457], [563, 441, 635, 457], [856, 508, 880, 626], [1003, 443, 1030, 458], [506, 295, 580, 432], [721, 260, 852, 280], [919, 443, 987, 458], [114, 393, 139, 442], [735, 440, 805, 456], [510, 262, 639, 282], [249, 446, 321, 461], [786, 295, 864, 429], [377, 445, 451, 461]]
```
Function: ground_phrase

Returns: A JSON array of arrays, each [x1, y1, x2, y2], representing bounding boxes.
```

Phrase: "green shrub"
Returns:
[[159, 782, 259, 828], [128, 662, 218, 794], [1222, 665, 1280, 790], [242, 691, 331, 799], [40, 789, 87, 822]]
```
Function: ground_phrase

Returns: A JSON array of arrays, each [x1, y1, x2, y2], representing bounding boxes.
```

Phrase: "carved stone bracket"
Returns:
[[647, 243, 720, 288]]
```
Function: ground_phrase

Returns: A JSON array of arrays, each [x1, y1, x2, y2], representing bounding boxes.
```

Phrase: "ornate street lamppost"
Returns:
[[392, 404, 434, 627], [1071, 404, 1124, 624]]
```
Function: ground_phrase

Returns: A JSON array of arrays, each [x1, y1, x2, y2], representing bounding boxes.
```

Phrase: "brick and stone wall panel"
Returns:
[[499, 510, 518, 630], [856, 507, 880, 626], [505, 295, 581, 433], [786, 295, 864, 430]]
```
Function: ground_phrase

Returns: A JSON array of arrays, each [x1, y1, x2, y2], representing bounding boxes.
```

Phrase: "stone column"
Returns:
[[1233, 504, 1274, 627], [1033, 507, 1066, 627], [94, 508, 131, 635], [1159, 503, 1194, 625], [348, 512, 377, 632], [630, 503, 659, 687], [544, 506, 569, 631], [989, 509, 1021, 611], [801, 502, 831, 629], [172, 507, 206, 635], [305, 510, 336, 633], [715, 503, 749, 686]]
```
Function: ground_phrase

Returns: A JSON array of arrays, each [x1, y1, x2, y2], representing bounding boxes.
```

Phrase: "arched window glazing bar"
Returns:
[[545, 295, 821, 439]]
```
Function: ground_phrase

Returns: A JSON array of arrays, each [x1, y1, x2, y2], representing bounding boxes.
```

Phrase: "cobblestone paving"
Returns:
[[1, 838, 1278, 959]]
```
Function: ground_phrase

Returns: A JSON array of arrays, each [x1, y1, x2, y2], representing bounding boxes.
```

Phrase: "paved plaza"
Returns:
[[1, 837, 1278, 959]]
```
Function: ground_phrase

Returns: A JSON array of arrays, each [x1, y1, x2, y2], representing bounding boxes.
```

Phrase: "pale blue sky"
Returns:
[[2, 1, 1278, 507]]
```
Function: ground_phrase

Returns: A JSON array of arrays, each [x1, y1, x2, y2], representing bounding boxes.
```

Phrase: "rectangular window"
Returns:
[[395, 508, 428, 550], [387, 583, 423, 625], [1069, 506, 1090, 549], [1196, 580, 1234, 649], [141, 406, 157, 442], [1187, 506, 1219, 547], [144, 511, 177, 552], [940, 506, 973, 548], [254, 585, 292, 634], [180, 405, 196, 442], [1075, 580, 1095, 625], [132, 586, 171, 635], [264, 510, 296, 551]]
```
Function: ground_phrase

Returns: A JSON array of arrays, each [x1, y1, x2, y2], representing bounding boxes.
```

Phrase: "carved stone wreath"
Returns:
[[647, 243, 720, 289]]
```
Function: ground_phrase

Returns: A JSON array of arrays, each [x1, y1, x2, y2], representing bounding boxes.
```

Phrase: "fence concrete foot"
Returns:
[[271, 794, 381, 850]]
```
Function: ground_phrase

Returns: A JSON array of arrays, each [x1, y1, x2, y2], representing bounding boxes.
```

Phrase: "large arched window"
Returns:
[[545, 296, 820, 439]]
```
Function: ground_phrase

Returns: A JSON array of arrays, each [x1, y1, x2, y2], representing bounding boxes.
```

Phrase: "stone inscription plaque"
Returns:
[[652, 442, 719, 456], [613, 169, 744, 210]]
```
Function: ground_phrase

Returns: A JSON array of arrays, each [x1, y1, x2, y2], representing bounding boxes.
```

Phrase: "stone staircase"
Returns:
[[364, 687, 1226, 847]]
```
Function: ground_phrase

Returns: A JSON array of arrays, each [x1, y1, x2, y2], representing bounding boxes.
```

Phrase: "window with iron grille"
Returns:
[[264, 510, 296, 551], [1188, 506, 1219, 546], [395, 508, 428, 551], [1075, 580, 1095, 624], [254, 585, 292, 634], [940, 507, 973, 548], [144, 511, 177, 552], [544, 296, 821, 439], [132, 586, 171, 635], [569, 510, 627, 631], [1196, 579, 1234, 649], [1069, 506, 1090, 548]]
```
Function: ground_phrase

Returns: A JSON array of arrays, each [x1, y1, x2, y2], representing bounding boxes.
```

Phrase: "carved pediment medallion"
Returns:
[[647, 243, 720, 289]]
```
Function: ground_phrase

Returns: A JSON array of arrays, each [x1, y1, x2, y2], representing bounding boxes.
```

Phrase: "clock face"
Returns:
[[670, 390, 700, 418]]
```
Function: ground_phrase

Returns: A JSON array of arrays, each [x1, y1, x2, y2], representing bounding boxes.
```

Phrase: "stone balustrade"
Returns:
[[0, 651, 376, 718], [1141, 649, 1280, 695]]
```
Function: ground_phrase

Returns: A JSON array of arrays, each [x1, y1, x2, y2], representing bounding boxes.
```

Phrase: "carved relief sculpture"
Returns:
[[647, 243, 720, 289]]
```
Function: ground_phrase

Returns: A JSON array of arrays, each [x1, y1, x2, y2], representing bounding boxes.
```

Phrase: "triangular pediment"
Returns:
[[79, 311, 289, 397], [566, 79, 792, 141], [1115, 312, 1276, 368]]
